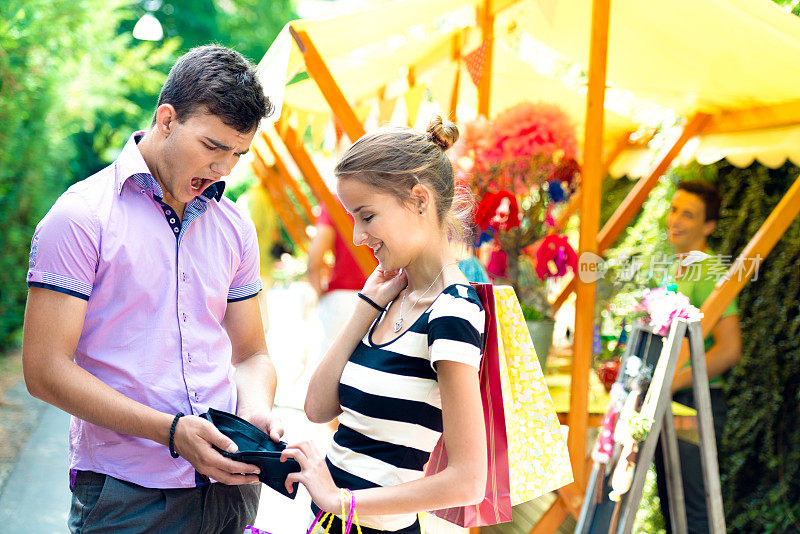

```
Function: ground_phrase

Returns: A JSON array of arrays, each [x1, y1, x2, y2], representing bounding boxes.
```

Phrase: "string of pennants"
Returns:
[[282, 39, 489, 148]]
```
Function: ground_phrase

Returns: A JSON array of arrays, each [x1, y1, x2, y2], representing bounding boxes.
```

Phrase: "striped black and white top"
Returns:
[[325, 284, 485, 532]]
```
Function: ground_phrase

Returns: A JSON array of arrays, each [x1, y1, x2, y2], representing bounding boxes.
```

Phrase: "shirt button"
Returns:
[[140, 189, 145, 194], [174, 227, 180, 233], [166, 210, 171, 215]]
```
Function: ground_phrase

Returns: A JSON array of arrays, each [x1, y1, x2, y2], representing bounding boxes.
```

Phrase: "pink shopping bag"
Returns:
[[424, 283, 513, 526]]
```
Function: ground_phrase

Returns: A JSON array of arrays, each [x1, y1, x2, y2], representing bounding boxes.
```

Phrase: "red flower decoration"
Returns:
[[474, 191, 520, 231], [525, 234, 578, 281], [451, 101, 580, 194]]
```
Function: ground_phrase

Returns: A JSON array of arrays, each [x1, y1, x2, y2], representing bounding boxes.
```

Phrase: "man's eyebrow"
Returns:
[[204, 136, 250, 155], [203, 137, 231, 151]]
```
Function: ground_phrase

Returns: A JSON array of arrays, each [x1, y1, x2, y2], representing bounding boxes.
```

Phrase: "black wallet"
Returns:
[[200, 408, 300, 499]]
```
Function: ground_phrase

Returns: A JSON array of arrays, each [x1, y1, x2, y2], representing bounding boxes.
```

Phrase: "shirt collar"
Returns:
[[115, 131, 225, 202]]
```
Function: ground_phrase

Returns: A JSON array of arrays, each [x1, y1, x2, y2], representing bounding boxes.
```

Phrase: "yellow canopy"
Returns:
[[258, 0, 800, 170], [258, 0, 636, 154]]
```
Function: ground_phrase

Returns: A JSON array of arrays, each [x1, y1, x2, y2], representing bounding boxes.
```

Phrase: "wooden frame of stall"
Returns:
[[249, 1, 800, 532]]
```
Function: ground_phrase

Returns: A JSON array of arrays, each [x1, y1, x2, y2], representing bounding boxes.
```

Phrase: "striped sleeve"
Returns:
[[228, 207, 262, 302], [26, 192, 99, 301], [427, 290, 485, 370]]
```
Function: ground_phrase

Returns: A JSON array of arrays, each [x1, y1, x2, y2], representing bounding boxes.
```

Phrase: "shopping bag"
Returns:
[[492, 286, 573, 505], [425, 283, 514, 526], [307, 508, 362, 534]]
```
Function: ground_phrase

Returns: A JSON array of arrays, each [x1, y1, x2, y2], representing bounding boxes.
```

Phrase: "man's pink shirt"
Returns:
[[26, 133, 262, 488]]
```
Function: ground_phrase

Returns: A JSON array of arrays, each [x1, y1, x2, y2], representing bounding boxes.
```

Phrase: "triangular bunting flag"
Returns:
[[309, 113, 329, 147], [293, 109, 310, 137], [404, 85, 426, 128], [378, 96, 398, 124], [464, 40, 490, 87], [354, 104, 371, 125]]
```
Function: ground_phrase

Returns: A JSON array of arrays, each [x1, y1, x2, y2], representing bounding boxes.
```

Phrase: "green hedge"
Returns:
[[712, 161, 800, 533]]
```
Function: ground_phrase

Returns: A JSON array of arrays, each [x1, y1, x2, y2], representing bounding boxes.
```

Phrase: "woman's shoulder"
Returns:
[[428, 284, 485, 323]]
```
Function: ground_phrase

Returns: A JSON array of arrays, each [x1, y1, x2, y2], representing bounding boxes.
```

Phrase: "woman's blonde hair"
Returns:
[[334, 116, 473, 242]]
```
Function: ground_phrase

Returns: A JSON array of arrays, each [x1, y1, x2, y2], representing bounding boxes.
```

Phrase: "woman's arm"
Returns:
[[307, 224, 336, 296], [287, 359, 487, 514], [304, 267, 408, 423]]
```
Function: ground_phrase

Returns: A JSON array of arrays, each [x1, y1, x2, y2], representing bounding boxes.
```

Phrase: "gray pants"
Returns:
[[69, 471, 261, 534]]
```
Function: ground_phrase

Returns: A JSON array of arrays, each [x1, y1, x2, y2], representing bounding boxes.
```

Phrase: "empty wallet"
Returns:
[[200, 408, 300, 499]]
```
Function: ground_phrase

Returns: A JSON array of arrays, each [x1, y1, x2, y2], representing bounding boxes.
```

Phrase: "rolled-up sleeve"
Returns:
[[26, 192, 99, 301], [227, 212, 262, 302]]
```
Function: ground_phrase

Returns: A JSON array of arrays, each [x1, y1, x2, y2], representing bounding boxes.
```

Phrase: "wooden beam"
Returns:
[[250, 151, 308, 253], [449, 33, 461, 122], [275, 122, 378, 276], [477, 1, 494, 118], [598, 114, 710, 250], [289, 26, 365, 143], [253, 135, 315, 225], [700, 172, 800, 334], [528, 498, 569, 534], [490, 0, 523, 16], [704, 100, 800, 135], [568, 0, 611, 492], [551, 114, 710, 313]]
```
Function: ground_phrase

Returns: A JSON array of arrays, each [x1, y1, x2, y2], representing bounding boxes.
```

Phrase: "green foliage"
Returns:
[[126, 0, 295, 64], [711, 161, 800, 534], [0, 1, 295, 352], [0, 0, 171, 349]]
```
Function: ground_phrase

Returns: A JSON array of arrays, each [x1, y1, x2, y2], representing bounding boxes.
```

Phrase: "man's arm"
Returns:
[[671, 314, 742, 392], [223, 294, 281, 440], [22, 287, 261, 484]]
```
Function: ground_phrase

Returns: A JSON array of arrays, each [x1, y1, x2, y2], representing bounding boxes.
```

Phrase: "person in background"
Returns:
[[282, 116, 487, 534], [22, 45, 281, 533], [307, 201, 368, 356], [655, 179, 742, 534]]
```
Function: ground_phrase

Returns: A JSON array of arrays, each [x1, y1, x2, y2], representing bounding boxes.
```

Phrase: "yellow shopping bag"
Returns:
[[492, 286, 573, 505]]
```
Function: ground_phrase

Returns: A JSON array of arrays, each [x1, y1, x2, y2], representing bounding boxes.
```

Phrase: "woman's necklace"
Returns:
[[393, 261, 459, 333]]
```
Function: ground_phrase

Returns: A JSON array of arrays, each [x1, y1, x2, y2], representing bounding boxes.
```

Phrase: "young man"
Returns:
[[656, 180, 742, 533], [23, 45, 279, 533]]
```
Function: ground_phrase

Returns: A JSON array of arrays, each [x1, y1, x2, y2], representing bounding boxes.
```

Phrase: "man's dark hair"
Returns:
[[676, 180, 721, 222], [153, 45, 272, 133]]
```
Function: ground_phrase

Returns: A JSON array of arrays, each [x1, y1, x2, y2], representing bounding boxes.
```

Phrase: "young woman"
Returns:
[[282, 117, 488, 533]]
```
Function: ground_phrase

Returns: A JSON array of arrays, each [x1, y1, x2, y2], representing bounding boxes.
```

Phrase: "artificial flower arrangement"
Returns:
[[635, 285, 704, 336], [451, 101, 582, 322]]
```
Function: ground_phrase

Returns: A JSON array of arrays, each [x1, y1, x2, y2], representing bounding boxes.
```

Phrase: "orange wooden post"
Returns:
[[276, 121, 377, 276], [449, 33, 461, 122], [289, 27, 365, 143], [477, 1, 494, 118], [701, 172, 800, 333], [569, 0, 611, 493], [528, 498, 570, 534], [254, 134, 315, 225], [551, 114, 710, 313], [250, 149, 308, 252]]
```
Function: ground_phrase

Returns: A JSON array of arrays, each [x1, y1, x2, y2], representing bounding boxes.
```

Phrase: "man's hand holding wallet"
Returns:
[[200, 408, 301, 498]]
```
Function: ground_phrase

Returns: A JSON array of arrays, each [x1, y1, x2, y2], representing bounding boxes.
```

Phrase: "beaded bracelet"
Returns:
[[357, 292, 386, 313], [169, 412, 184, 458]]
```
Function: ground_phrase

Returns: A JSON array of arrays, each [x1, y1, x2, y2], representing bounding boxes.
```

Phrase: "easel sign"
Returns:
[[575, 318, 726, 534]]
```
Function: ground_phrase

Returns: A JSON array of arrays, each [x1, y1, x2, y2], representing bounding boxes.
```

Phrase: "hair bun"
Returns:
[[427, 116, 459, 151]]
